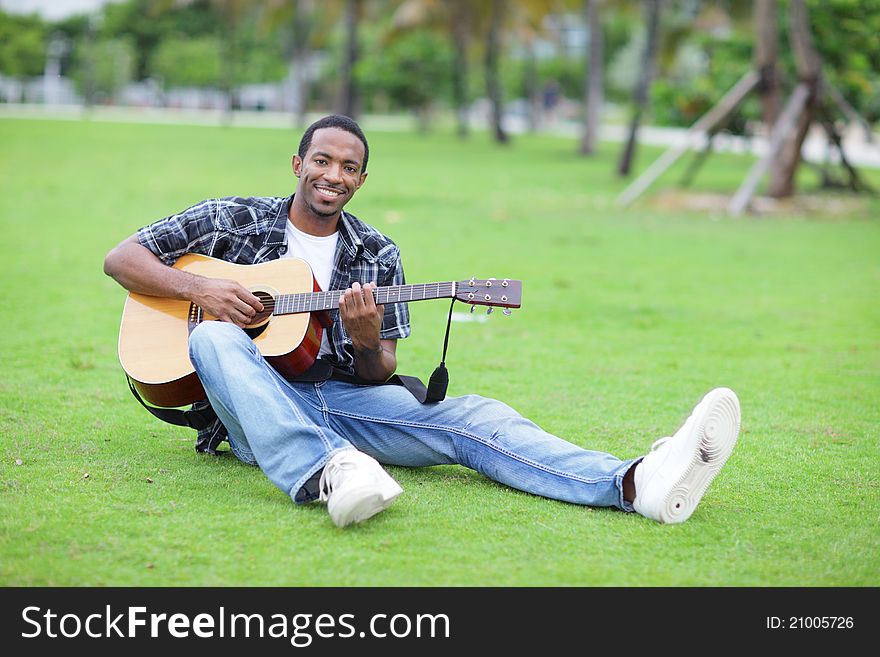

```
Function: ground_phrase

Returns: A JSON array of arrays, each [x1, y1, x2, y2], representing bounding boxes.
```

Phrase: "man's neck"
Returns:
[[288, 196, 341, 237]]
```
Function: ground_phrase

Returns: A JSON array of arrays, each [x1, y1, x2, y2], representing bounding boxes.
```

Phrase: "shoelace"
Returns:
[[319, 458, 353, 503]]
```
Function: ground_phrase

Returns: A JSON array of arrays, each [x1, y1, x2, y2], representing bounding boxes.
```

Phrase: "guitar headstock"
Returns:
[[455, 278, 522, 308]]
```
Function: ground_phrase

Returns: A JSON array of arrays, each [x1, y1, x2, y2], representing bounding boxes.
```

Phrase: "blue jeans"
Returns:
[[188, 321, 636, 511]]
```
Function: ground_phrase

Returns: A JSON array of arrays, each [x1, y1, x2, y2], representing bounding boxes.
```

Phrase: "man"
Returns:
[[104, 114, 741, 528]]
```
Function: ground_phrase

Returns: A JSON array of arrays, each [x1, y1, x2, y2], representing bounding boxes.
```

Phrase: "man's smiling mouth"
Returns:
[[316, 185, 343, 200]]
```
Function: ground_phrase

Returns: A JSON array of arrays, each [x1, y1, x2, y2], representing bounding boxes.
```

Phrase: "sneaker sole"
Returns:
[[328, 483, 403, 528], [655, 388, 740, 523]]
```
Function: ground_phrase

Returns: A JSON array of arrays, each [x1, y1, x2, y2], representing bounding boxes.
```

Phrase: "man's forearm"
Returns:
[[353, 342, 397, 382], [103, 236, 198, 300], [104, 236, 264, 327]]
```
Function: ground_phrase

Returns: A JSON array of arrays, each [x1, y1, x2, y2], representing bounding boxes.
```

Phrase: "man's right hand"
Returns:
[[104, 236, 264, 327], [191, 277, 264, 327]]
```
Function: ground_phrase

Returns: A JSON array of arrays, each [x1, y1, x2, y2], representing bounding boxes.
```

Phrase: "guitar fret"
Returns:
[[273, 282, 456, 316]]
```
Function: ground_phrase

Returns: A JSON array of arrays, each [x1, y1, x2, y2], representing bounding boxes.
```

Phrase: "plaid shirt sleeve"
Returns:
[[136, 199, 220, 265], [377, 243, 411, 341]]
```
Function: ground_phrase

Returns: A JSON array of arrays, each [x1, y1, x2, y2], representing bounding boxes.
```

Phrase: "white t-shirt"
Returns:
[[281, 221, 339, 358]]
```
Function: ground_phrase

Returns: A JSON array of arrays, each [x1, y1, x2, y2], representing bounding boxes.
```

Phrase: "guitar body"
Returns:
[[118, 254, 324, 408]]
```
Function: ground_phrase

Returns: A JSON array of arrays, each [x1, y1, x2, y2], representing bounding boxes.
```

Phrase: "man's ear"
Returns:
[[356, 171, 368, 189], [292, 154, 302, 177]]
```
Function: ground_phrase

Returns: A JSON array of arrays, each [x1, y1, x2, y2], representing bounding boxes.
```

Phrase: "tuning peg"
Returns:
[[502, 308, 512, 316], [470, 304, 476, 314], [486, 307, 494, 315]]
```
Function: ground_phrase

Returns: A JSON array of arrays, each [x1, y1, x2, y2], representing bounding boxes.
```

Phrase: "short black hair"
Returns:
[[297, 114, 369, 173]]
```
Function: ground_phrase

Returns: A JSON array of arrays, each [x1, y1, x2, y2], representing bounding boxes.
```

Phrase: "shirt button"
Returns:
[[279, 246, 287, 254]]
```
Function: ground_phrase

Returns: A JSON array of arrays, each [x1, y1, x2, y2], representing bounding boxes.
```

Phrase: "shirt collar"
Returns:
[[263, 195, 293, 246], [336, 210, 364, 259], [274, 195, 363, 259]]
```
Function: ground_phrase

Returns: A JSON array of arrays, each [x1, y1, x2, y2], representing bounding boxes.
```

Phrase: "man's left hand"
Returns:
[[338, 281, 383, 351]]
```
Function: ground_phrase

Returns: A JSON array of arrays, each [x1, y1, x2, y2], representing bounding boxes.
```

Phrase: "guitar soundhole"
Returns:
[[244, 290, 275, 336]]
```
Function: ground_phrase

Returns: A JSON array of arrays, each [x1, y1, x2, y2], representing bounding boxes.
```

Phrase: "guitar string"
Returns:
[[255, 283, 460, 313]]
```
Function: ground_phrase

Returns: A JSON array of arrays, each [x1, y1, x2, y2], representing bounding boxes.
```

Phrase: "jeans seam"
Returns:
[[277, 377, 329, 414], [263, 368, 335, 454], [325, 407, 617, 486], [313, 384, 332, 424]]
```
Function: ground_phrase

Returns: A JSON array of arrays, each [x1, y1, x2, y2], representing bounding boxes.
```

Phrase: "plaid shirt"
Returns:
[[137, 195, 410, 453]]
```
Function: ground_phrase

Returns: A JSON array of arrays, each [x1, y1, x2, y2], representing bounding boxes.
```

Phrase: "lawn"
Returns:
[[0, 116, 877, 586]]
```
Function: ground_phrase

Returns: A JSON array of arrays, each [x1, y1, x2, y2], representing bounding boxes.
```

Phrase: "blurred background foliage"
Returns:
[[0, 0, 877, 130]]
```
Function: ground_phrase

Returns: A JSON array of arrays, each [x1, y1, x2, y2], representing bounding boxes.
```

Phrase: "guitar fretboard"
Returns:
[[273, 282, 456, 315]]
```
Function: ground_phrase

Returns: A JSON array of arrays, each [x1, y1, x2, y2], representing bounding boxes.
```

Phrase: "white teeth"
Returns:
[[317, 187, 341, 197]]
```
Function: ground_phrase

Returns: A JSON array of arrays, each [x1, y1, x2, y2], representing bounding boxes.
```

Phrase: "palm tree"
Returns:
[[618, 0, 662, 175]]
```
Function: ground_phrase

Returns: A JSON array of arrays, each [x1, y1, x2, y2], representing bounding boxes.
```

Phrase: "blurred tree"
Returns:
[[754, 0, 780, 127], [802, 0, 880, 124], [241, 0, 319, 124], [149, 36, 223, 88], [579, 0, 603, 155], [767, 0, 819, 198], [206, 0, 251, 119], [339, 0, 364, 118], [288, 0, 315, 126], [391, 0, 477, 137], [511, 0, 558, 133], [73, 36, 136, 104], [152, 0, 280, 118], [0, 11, 47, 79], [618, 0, 663, 176], [485, 0, 508, 143], [101, 0, 216, 81], [357, 28, 452, 131], [449, 0, 473, 137]]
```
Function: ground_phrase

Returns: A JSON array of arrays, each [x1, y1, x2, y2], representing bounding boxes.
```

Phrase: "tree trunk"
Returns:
[[81, 14, 100, 109], [450, 0, 470, 138], [728, 83, 811, 215], [616, 70, 759, 207], [525, 37, 540, 133], [768, 0, 820, 198], [754, 0, 781, 128], [219, 32, 237, 124], [339, 0, 361, 119], [290, 0, 312, 127], [485, 0, 508, 144], [580, 0, 604, 155], [618, 0, 662, 176]]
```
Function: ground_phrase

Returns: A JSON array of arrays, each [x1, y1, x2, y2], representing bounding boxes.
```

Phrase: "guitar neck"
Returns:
[[273, 282, 456, 315]]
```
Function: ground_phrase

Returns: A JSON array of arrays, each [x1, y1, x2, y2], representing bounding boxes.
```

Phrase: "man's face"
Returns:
[[293, 128, 367, 220]]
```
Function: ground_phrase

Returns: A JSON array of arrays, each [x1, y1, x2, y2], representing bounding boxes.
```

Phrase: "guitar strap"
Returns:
[[127, 299, 456, 428], [127, 377, 218, 430]]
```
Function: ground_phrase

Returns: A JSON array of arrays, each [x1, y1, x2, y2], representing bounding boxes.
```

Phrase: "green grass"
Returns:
[[1, 116, 878, 586]]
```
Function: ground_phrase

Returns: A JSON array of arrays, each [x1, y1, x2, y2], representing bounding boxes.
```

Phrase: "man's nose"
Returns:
[[324, 164, 343, 182]]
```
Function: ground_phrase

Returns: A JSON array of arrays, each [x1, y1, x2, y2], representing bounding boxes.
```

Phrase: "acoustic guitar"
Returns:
[[118, 253, 522, 408]]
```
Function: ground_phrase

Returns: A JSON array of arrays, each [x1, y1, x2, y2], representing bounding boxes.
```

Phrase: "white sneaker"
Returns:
[[633, 387, 740, 524], [318, 450, 403, 528]]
